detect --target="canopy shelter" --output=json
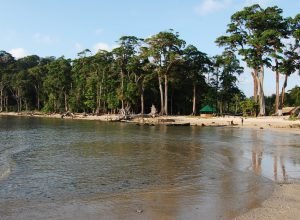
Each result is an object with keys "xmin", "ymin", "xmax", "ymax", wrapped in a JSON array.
[{"xmin": 199, "ymin": 105, "xmax": 216, "ymax": 114}]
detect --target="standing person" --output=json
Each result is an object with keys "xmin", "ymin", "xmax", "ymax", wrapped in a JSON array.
[{"xmin": 241, "ymin": 117, "xmax": 244, "ymax": 126}]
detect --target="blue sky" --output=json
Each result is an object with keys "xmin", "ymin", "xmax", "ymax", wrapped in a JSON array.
[{"xmin": 1, "ymin": 0, "xmax": 299, "ymax": 97}]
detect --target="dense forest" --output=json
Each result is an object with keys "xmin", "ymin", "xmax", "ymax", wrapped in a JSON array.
[{"xmin": 0, "ymin": 4, "xmax": 299, "ymax": 116}]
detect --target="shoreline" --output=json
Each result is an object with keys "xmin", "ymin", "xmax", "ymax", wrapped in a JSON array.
[
  {"xmin": 1, "ymin": 112, "xmax": 300, "ymax": 219},
  {"xmin": 1, "ymin": 111, "xmax": 300, "ymax": 134}
]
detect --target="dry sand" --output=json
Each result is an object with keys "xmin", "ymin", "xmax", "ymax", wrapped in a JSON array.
[
  {"xmin": 1, "ymin": 112, "xmax": 300, "ymax": 219},
  {"xmin": 236, "ymin": 182, "xmax": 300, "ymax": 220}
]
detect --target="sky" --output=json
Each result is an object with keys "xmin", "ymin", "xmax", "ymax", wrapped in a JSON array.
[{"xmin": 1, "ymin": 0, "xmax": 299, "ymax": 97}]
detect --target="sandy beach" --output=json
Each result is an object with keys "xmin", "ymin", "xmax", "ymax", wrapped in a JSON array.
[
  {"xmin": 237, "ymin": 182, "xmax": 300, "ymax": 220},
  {"xmin": 2, "ymin": 111, "xmax": 300, "ymax": 134},
  {"xmin": 1, "ymin": 112, "xmax": 300, "ymax": 219}
]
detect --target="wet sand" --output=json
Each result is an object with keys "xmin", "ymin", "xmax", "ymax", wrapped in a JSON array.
[
  {"xmin": 237, "ymin": 182, "xmax": 300, "ymax": 220},
  {"xmin": 1, "ymin": 112, "xmax": 300, "ymax": 219}
]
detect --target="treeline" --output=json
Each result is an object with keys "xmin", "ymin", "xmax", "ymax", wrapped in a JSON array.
[
  {"xmin": 0, "ymin": 32, "xmax": 244, "ymax": 115},
  {"xmin": 0, "ymin": 4, "xmax": 299, "ymax": 116}
]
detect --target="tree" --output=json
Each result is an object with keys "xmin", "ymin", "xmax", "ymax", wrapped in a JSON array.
[
  {"xmin": 279, "ymin": 14, "xmax": 300, "ymax": 110},
  {"xmin": 211, "ymin": 51, "xmax": 243, "ymax": 114},
  {"xmin": 28, "ymin": 57, "xmax": 54, "ymax": 110},
  {"xmin": 216, "ymin": 4, "xmax": 278, "ymax": 115},
  {"xmin": 10, "ymin": 55, "xmax": 40, "ymax": 111},
  {"xmin": 287, "ymin": 86, "xmax": 300, "ymax": 106},
  {"xmin": 261, "ymin": 6, "xmax": 289, "ymax": 113},
  {"xmin": 0, "ymin": 51, "xmax": 15, "ymax": 112},
  {"xmin": 44, "ymin": 57, "xmax": 72, "ymax": 112},
  {"xmin": 127, "ymin": 49, "xmax": 153, "ymax": 114},
  {"xmin": 112, "ymin": 36, "xmax": 143, "ymax": 111},
  {"xmin": 93, "ymin": 50, "xmax": 114, "ymax": 114},
  {"xmin": 240, "ymin": 98, "xmax": 256, "ymax": 116},
  {"xmin": 145, "ymin": 30, "xmax": 185, "ymax": 115},
  {"xmin": 183, "ymin": 45, "xmax": 211, "ymax": 115}
]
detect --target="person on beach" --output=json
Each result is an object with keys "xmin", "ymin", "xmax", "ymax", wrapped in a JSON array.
[{"xmin": 241, "ymin": 117, "xmax": 244, "ymax": 126}]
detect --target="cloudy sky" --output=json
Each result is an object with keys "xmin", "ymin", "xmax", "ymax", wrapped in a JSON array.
[{"xmin": 0, "ymin": 0, "xmax": 299, "ymax": 96}]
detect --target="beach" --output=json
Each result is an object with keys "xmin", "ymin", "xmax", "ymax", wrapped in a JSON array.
[
  {"xmin": 237, "ymin": 182, "xmax": 300, "ymax": 220},
  {"xmin": 1, "ymin": 112, "xmax": 300, "ymax": 219},
  {"xmin": 2, "ymin": 112, "xmax": 300, "ymax": 134}
]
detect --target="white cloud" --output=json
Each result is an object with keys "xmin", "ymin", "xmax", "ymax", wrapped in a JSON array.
[
  {"xmin": 93, "ymin": 42, "xmax": 111, "ymax": 53},
  {"xmin": 9, "ymin": 48, "xmax": 28, "ymax": 59},
  {"xmin": 33, "ymin": 33, "xmax": 58, "ymax": 44},
  {"xmin": 195, "ymin": 0, "xmax": 232, "ymax": 16},
  {"xmin": 92, "ymin": 42, "xmax": 118, "ymax": 53},
  {"xmin": 244, "ymin": 0, "xmax": 275, "ymax": 7}
]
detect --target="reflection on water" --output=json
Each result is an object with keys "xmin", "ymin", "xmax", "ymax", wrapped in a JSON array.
[{"xmin": 0, "ymin": 116, "xmax": 299, "ymax": 219}]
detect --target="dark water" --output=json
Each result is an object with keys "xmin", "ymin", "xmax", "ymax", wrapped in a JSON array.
[{"xmin": 0, "ymin": 116, "xmax": 299, "ymax": 219}]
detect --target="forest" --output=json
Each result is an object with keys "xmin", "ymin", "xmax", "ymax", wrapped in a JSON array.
[{"xmin": 0, "ymin": 4, "xmax": 299, "ymax": 116}]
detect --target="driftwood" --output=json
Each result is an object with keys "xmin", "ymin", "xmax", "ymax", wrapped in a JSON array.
[
  {"xmin": 166, "ymin": 123, "xmax": 190, "ymax": 126},
  {"xmin": 158, "ymin": 119, "xmax": 175, "ymax": 123},
  {"xmin": 61, "ymin": 111, "xmax": 74, "ymax": 119}
]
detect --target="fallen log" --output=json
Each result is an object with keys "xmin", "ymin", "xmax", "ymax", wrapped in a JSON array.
[{"xmin": 166, "ymin": 123, "xmax": 190, "ymax": 127}]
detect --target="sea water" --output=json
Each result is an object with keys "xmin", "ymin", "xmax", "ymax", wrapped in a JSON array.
[{"xmin": 0, "ymin": 116, "xmax": 299, "ymax": 219}]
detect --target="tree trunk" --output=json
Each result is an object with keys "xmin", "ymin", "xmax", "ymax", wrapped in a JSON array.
[
  {"xmin": 251, "ymin": 69, "xmax": 258, "ymax": 103},
  {"xmin": 164, "ymin": 74, "xmax": 168, "ymax": 115},
  {"xmin": 34, "ymin": 85, "xmax": 40, "ymax": 111},
  {"xmin": 99, "ymin": 85, "xmax": 103, "ymax": 112},
  {"xmin": 257, "ymin": 66, "xmax": 265, "ymax": 116},
  {"xmin": 158, "ymin": 75, "xmax": 164, "ymax": 115},
  {"xmin": 64, "ymin": 91, "xmax": 68, "ymax": 111},
  {"xmin": 280, "ymin": 74, "xmax": 288, "ymax": 109},
  {"xmin": 275, "ymin": 56, "xmax": 280, "ymax": 114},
  {"xmin": 5, "ymin": 96, "xmax": 8, "ymax": 112},
  {"xmin": 17, "ymin": 88, "xmax": 21, "ymax": 112},
  {"xmin": 192, "ymin": 83, "xmax": 196, "ymax": 115},
  {"xmin": 140, "ymin": 89, "xmax": 144, "ymax": 115},
  {"xmin": 121, "ymin": 69, "xmax": 124, "ymax": 110},
  {"xmin": 20, "ymin": 96, "xmax": 22, "ymax": 112},
  {"xmin": 37, "ymin": 90, "xmax": 40, "ymax": 111},
  {"xmin": 0, "ymin": 86, "xmax": 3, "ymax": 112},
  {"xmin": 219, "ymin": 101, "xmax": 223, "ymax": 115}
]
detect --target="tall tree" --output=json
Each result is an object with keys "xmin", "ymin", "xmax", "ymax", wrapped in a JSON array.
[
  {"xmin": 145, "ymin": 30, "xmax": 185, "ymax": 115},
  {"xmin": 11, "ymin": 55, "xmax": 40, "ymax": 111},
  {"xmin": 183, "ymin": 45, "xmax": 211, "ymax": 115},
  {"xmin": 216, "ymin": 4, "xmax": 277, "ymax": 115},
  {"xmin": 0, "ymin": 51, "xmax": 15, "ymax": 112},
  {"xmin": 28, "ymin": 57, "xmax": 54, "ymax": 110},
  {"xmin": 93, "ymin": 50, "xmax": 114, "ymax": 114},
  {"xmin": 261, "ymin": 6, "xmax": 289, "ymax": 113},
  {"xmin": 112, "ymin": 36, "xmax": 143, "ymax": 112},
  {"xmin": 211, "ymin": 51, "xmax": 243, "ymax": 114},
  {"xmin": 44, "ymin": 57, "xmax": 72, "ymax": 112},
  {"xmin": 279, "ymin": 14, "xmax": 300, "ymax": 110}
]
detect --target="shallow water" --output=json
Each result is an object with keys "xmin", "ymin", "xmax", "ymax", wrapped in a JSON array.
[{"xmin": 0, "ymin": 116, "xmax": 299, "ymax": 219}]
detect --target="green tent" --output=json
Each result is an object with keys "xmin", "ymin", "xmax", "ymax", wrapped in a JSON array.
[{"xmin": 199, "ymin": 105, "xmax": 216, "ymax": 114}]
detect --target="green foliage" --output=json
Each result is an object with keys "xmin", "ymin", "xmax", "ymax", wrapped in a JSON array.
[
  {"xmin": 288, "ymin": 86, "xmax": 300, "ymax": 106},
  {"xmin": 288, "ymin": 114, "xmax": 298, "ymax": 121},
  {"xmin": 42, "ymin": 93, "xmax": 56, "ymax": 112},
  {"xmin": 240, "ymin": 98, "xmax": 257, "ymax": 116}
]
